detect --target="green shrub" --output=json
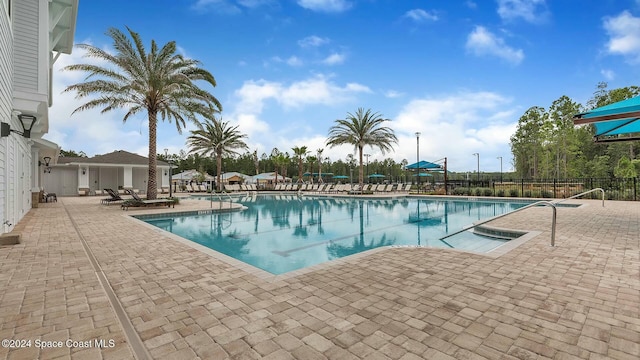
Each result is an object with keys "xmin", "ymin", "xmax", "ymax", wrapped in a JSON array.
[
  {"xmin": 483, "ymin": 188, "xmax": 493, "ymax": 196},
  {"xmin": 496, "ymin": 189, "xmax": 505, "ymax": 197},
  {"xmin": 523, "ymin": 190, "xmax": 532, "ymax": 198},
  {"xmin": 541, "ymin": 190, "xmax": 553, "ymax": 198},
  {"xmin": 474, "ymin": 188, "xmax": 483, "ymax": 196},
  {"xmin": 509, "ymin": 189, "xmax": 519, "ymax": 197}
]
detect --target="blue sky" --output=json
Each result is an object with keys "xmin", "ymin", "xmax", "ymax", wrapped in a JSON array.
[{"xmin": 48, "ymin": 0, "xmax": 640, "ymax": 172}]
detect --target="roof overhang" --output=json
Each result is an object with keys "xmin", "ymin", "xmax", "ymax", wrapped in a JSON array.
[
  {"xmin": 49, "ymin": 0, "xmax": 79, "ymax": 54},
  {"xmin": 32, "ymin": 138, "xmax": 61, "ymax": 164}
]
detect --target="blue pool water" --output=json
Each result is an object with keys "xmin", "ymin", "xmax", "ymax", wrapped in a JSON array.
[{"xmin": 141, "ymin": 195, "xmax": 530, "ymax": 275}]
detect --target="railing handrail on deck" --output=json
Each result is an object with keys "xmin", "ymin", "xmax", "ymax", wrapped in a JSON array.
[
  {"xmin": 439, "ymin": 200, "xmax": 558, "ymax": 246},
  {"xmin": 553, "ymin": 187, "xmax": 604, "ymax": 207}
]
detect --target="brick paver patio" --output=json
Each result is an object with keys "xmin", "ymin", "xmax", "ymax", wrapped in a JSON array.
[{"xmin": 1, "ymin": 195, "xmax": 638, "ymax": 359}]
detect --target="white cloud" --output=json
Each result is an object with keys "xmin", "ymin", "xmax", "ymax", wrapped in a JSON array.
[
  {"xmin": 287, "ymin": 56, "xmax": 304, "ymax": 67},
  {"xmin": 466, "ymin": 1, "xmax": 477, "ymax": 9},
  {"xmin": 603, "ymin": 11, "xmax": 640, "ymax": 62},
  {"xmin": 384, "ymin": 90, "xmax": 405, "ymax": 98},
  {"xmin": 191, "ymin": 0, "xmax": 273, "ymax": 13},
  {"xmin": 272, "ymin": 56, "xmax": 303, "ymax": 67},
  {"xmin": 322, "ymin": 53, "xmax": 346, "ymax": 65},
  {"xmin": 297, "ymin": 0, "xmax": 351, "ymax": 12},
  {"xmin": 233, "ymin": 75, "xmax": 371, "ymax": 113},
  {"xmin": 497, "ymin": 0, "xmax": 548, "ymax": 23},
  {"xmin": 191, "ymin": 0, "xmax": 241, "ymax": 14},
  {"xmin": 466, "ymin": 26, "xmax": 524, "ymax": 65},
  {"xmin": 392, "ymin": 91, "xmax": 517, "ymax": 172},
  {"xmin": 404, "ymin": 9, "xmax": 438, "ymax": 22},
  {"xmin": 298, "ymin": 35, "xmax": 330, "ymax": 48},
  {"xmin": 601, "ymin": 69, "xmax": 615, "ymax": 81}
]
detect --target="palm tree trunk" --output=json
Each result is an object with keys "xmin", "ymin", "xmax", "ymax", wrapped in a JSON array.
[
  {"xmin": 358, "ymin": 146, "xmax": 364, "ymax": 187},
  {"xmin": 216, "ymin": 149, "xmax": 222, "ymax": 192},
  {"xmin": 147, "ymin": 112, "xmax": 158, "ymax": 200}
]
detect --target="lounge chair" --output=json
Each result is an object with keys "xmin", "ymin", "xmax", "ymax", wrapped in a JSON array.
[
  {"xmin": 101, "ymin": 188, "xmax": 124, "ymax": 205},
  {"xmin": 121, "ymin": 189, "xmax": 175, "ymax": 210},
  {"xmin": 42, "ymin": 191, "xmax": 57, "ymax": 203}
]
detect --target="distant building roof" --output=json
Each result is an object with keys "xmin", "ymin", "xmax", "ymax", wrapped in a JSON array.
[
  {"xmin": 221, "ymin": 172, "xmax": 249, "ymax": 180},
  {"xmin": 58, "ymin": 150, "xmax": 168, "ymax": 166}
]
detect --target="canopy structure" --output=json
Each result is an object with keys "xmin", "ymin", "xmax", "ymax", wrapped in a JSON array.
[
  {"xmin": 332, "ymin": 175, "xmax": 349, "ymax": 179},
  {"xmin": 405, "ymin": 160, "xmax": 444, "ymax": 171},
  {"xmin": 367, "ymin": 174, "xmax": 386, "ymax": 178},
  {"xmin": 573, "ymin": 96, "xmax": 640, "ymax": 142},
  {"xmin": 412, "ymin": 173, "xmax": 433, "ymax": 177}
]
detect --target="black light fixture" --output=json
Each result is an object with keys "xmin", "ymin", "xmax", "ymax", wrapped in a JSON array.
[
  {"xmin": 1, "ymin": 114, "xmax": 37, "ymax": 138},
  {"xmin": 82, "ymin": 168, "xmax": 86, "ymax": 175},
  {"xmin": 43, "ymin": 156, "xmax": 52, "ymax": 174}
]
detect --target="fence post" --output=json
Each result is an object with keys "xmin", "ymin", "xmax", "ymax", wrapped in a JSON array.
[
  {"xmin": 521, "ymin": 179, "xmax": 524, "ymax": 197},
  {"xmin": 635, "ymin": 177, "xmax": 637, "ymax": 201},
  {"xmin": 553, "ymin": 178, "xmax": 557, "ymax": 198}
]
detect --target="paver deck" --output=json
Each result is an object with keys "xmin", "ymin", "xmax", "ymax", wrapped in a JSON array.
[{"xmin": 1, "ymin": 195, "xmax": 638, "ymax": 359}]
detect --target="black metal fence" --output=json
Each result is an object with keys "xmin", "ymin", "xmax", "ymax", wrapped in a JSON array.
[{"xmin": 441, "ymin": 178, "xmax": 639, "ymax": 201}]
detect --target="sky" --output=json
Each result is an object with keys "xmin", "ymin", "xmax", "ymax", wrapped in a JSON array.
[{"xmin": 47, "ymin": 0, "xmax": 640, "ymax": 173}]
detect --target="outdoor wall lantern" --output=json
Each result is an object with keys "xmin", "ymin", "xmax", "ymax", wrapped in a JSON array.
[
  {"xmin": 43, "ymin": 156, "xmax": 52, "ymax": 174},
  {"xmin": 82, "ymin": 168, "xmax": 86, "ymax": 175},
  {"xmin": 1, "ymin": 114, "xmax": 37, "ymax": 138}
]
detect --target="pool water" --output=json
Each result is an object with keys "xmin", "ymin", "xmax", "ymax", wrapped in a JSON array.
[{"xmin": 142, "ymin": 195, "xmax": 530, "ymax": 275}]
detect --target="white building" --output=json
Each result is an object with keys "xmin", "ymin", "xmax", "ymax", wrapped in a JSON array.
[{"xmin": 1, "ymin": 0, "xmax": 78, "ymax": 233}]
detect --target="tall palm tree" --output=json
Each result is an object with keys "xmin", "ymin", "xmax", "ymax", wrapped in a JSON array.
[
  {"xmin": 326, "ymin": 108, "xmax": 398, "ymax": 188},
  {"xmin": 292, "ymin": 146, "xmax": 309, "ymax": 183},
  {"xmin": 63, "ymin": 27, "xmax": 221, "ymax": 199},
  {"xmin": 187, "ymin": 118, "xmax": 248, "ymax": 191}
]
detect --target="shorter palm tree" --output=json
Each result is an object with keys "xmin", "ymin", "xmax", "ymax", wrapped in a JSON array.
[
  {"xmin": 187, "ymin": 118, "xmax": 248, "ymax": 191},
  {"xmin": 327, "ymin": 108, "xmax": 398, "ymax": 188},
  {"xmin": 292, "ymin": 146, "xmax": 309, "ymax": 183}
]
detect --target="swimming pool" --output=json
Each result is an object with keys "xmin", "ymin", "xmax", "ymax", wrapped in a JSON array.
[{"xmin": 140, "ymin": 195, "xmax": 530, "ymax": 275}]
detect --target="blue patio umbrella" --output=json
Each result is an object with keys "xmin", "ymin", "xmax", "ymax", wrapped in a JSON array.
[
  {"xmin": 367, "ymin": 174, "xmax": 386, "ymax": 178},
  {"xmin": 412, "ymin": 173, "xmax": 433, "ymax": 177},
  {"xmin": 405, "ymin": 160, "xmax": 443, "ymax": 170},
  {"xmin": 333, "ymin": 175, "xmax": 349, "ymax": 179},
  {"xmin": 574, "ymin": 95, "xmax": 640, "ymax": 142}
]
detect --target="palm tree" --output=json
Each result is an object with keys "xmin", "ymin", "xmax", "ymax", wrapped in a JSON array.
[
  {"xmin": 316, "ymin": 148, "xmax": 324, "ymax": 183},
  {"xmin": 187, "ymin": 118, "xmax": 248, "ymax": 192},
  {"xmin": 326, "ymin": 108, "xmax": 398, "ymax": 188},
  {"xmin": 63, "ymin": 27, "xmax": 221, "ymax": 199},
  {"xmin": 292, "ymin": 146, "xmax": 309, "ymax": 183},
  {"xmin": 272, "ymin": 153, "xmax": 289, "ymax": 186},
  {"xmin": 306, "ymin": 155, "xmax": 317, "ymax": 184}
]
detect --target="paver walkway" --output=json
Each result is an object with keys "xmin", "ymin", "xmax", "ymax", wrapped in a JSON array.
[{"xmin": 1, "ymin": 196, "xmax": 638, "ymax": 359}]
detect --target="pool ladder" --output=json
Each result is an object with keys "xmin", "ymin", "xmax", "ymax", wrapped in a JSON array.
[{"xmin": 439, "ymin": 188, "xmax": 605, "ymax": 247}]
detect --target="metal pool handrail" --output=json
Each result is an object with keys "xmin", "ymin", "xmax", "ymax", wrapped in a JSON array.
[
  {"xmin": 553, "ymin": 187, "xmax": 604, "ymax": 207},
  {"xmin": 439, "ymin": 200, "xmax": 558, "ymax": 246},
  {"xmin": 210, "ymin": 191, "xmax": 234, "ymax": 209}
]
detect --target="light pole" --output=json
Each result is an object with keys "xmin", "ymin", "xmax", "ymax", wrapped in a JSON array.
[
  {"xmin": 472, "ymin": 153, "xmax": 479, "ymax": 182},
  {"xmin": 497, "ymin": 156, "xmax": 503, "ymax": 183},
  {"xmin": 416, "ymin": 132, "xmax": 421, "ymax": 193},
  {"xmin": 164, "ymin": 149, "xmax": 173, "ymax": 198},
  {"xmin": 364, "ymin": 153, "xmax": 371, "ymax": 182}
]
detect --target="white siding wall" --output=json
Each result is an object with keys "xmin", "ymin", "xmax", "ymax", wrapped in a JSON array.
[
  {"xmin": 1, "ymin": 1, "xmax": 13, "ymax": 231},
  {"xmin": 12, "ymin": 0, "xmax": 38, "ymax": 92}
]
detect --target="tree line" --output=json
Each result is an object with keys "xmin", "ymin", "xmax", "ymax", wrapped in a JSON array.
[{"xmin": 510, "ymin": 82, "xmax": 640, "ymax": 179}]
